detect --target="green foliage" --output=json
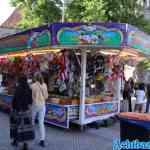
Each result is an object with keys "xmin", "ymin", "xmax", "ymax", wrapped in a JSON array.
[
  {"xmin": 10, "ymin": 0, "xmax": 62, "ymax": 29},
  {"xmin": 103, "ymin": 0, "xmax": 143, "ymax": 23},
  {"xmin": 9, "ymin": 0, "xmax": 150, "ymax": 34},
  {"xmin": 139, "ymin": 20, "xmax": 150, "ymax": 34},
  {"xmin": 65, "ymin": 0, "xmax": 106, "ymax": 22},
  {"xmin": 136, "ymin": 59, "xmax": 150, "ymax": 71},
  {"xmin": 101, "ymin": 0, "xmax": 150, "ymax": 34},
  {"xmin": 66, "ymin": 0, "xmax": 150, "ymax": 34}
]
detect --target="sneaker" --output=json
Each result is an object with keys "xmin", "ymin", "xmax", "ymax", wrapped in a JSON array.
[
  {"xmin": 39, "ymin": 140, "xmax": 45, "ymax": 147},
  {"xmin": 22, "ymin": 143, "xmax": 28, "ymax": 150}
]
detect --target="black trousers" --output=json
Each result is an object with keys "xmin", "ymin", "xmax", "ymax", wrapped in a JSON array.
[
  {"xmin": 128, "ymin": 96, "xmax": 132, "ymax": 112},
  {"xmin": 123, "ymin": 91, "xmax": 132, "ymax": 112}
]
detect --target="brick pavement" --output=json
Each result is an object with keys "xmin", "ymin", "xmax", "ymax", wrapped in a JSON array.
[{"xmin": 0, "ymin": 112, "xmax": 120, "ymax": 150}]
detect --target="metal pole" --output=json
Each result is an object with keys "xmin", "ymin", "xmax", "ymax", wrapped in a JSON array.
[
  {"xmin": 116, "ymin": 78, "xmax": 121, "ymax": 113},
  {"xmin": 79, "ymin": 50, "xmax": 87, "ymax": 125},
  {"xmin": 62, "ymin": 0, "xmax": 65, "ymax": 22}
]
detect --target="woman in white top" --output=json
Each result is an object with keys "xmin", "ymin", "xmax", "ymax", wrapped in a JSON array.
[
  {"xmin": 31, "ymin": 73, "xmax": 48, "ymax": 147},
  {"xmin": 134, "ymin": 83, "xmax": 145, "ymax": 113}
]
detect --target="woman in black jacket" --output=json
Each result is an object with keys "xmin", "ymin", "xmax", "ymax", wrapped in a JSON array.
[
  {"xmin": 10, "ymin": 75, "xmax": 34, "ymax": 150},
  {"xmin": 145, "ymin": 84, "xmax": 150, "ymax": 113}
]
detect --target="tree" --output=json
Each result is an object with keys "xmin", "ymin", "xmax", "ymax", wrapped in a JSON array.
[
  {"xmin": 139, "ymin": 20, "xmax": 150, "ymax": 34},
  {"xmin": 10, "ymin": 0, "xmax": 150, "ymax": 34},
  {"xmin": 136, "ymin": 59, "xmax": 150, "ymax": 71},
  {"xmin": 10, "ymin": 0, "xmax": 62, "ymax": 29},
  {"xmin": 104, "ymin": 0, "xmax": 143, "ymax": 23},
  {"xmin": 66, "ymin": 0, "xmax": 150, "ymax": 33},
  {"xmin": 103, "ymin": 0, "xmax": 150, "ymax": 33},
  {"xmin": 65, "ymin": 0, "xmax": 106, "ymax": 22}
]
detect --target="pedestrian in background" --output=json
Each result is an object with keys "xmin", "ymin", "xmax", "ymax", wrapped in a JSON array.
[
  {"xmin": 145, "ymin": 84, "xmax": 150, "ymax": 113},
  {"xmin": 31, "ymin": 73, "xmax": 48, "ymax": 147},
  {"xmin": 134, "ymin": 83, "xmax": 145, "ymax": 113},
  {"xmin": 123, "ymin": 81, "xmax": 132, "ymax": 112},
  {"xmin": 10, "ymin": 75, "xmax": 34, "ymax": 150},
  {"xmin": 128, "ymin": 78, "xmax": 135, "ymax": 95}
]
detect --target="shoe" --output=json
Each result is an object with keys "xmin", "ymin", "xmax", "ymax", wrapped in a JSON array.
[
  {"xmin": 39, "ymin": 140, "xmax": 45, "ymax": 147},
  {"xmin": 22, "ymin": 143, "xmax": 28, "ymax": 150},
  {"xmin": 11, "ymin": 139, "xmax": 18, "ymax": 147}
]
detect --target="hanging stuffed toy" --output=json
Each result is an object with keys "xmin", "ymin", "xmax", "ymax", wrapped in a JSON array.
[
  {"xmin": 111, "ymin": 64, "xmax": 123, "ymax": 80},
  {"xmin": 39, "ymin": 56, "xmax": 49, "ymax": 72},
  {"xmin": 94, "ymin": 55, "xmax": 105, "ymax": 73},
  {"xmin": 106, "ymin": 55, "xmax": 113, "ymax": 68}
]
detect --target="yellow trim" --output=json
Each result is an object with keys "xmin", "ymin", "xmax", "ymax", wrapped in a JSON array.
[{"xmin": 0, "ymin": 47, "xmax": 61, "ymax": 58}]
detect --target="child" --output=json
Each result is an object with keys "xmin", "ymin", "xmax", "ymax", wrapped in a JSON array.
[{"xmin": 134, "ymin": 83, "xmax": 145, "ymax": 113}]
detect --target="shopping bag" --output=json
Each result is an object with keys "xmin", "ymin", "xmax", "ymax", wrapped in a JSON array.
[
  {"xmin": 9, "ymin": 110, "xmax": 18, "ymax": 139},
  {"xmin": 16, "ymin": 111, "xmax": 35, "ymax": 142},
  {"xmin": 10, "ymin": 110, "xmax": 35, "ymax": 142}
]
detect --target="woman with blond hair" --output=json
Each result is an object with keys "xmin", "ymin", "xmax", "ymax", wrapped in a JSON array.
[{"xmin": 31, "ymin": 73, "xmax": 48, "ymax": 147}]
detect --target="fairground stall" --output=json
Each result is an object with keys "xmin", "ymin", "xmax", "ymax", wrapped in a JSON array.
[{"xmin": 0, "ymin": 22, "xmax": 149, "ymax": 129}]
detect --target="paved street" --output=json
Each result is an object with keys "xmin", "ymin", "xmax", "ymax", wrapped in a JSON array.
[{"xmin": 0, "ymin": 112, "xmax": 120, "ymax": 150}]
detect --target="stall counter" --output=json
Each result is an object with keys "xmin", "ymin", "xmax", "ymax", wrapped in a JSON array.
[{"xmin": 0, "ymin": 94, "xmax": 119, "ymax": 128}]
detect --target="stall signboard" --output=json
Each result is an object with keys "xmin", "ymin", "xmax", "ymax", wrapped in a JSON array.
[
  {"xmin": 0, "ymin": 25, "xmax": 51, "ymax": 54},
  {"xmin": 45, "ymin": 103, "xmax": 69, "ymax": 128},
  {"xmin": 85, "ymin": 102, "xmax": 118, "ymax": 119},
  {"xmin": 28, "ymin": 25, "xmax": 51, "ymax": 49},
  {"xmin": 127, "ymin": 25, "xmax": 150, "ymax": 55},
  {"xmin": 0, "ymin": 33, "xmax": 29, "ymax": 54},
  {"xmin": 51, "ymin": 23, "xmax": 126, "ymax": 48}
]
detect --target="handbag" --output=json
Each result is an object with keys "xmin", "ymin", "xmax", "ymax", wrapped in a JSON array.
[
  {"xmin": 10, "ymin": 110, "xmax": 18, "ymax": 139},
  {"xmin": 16, "ymin": 110, "xmax": 35, "ymax": 142}
]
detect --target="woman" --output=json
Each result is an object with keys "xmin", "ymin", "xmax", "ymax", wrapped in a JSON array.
[
  {"xmin": 134, "ymin": 83, "xmax": 145, "ymax": 113},
  {"xmin": 145, "ymin": 84, "xmax": 150, "ymax": 113},
  {"xmin": 31, "ymin": 73, "xmax": 48, "ymax": 147},
  {"xmin": 10, "ymin": 75, "xmax": 34, "ymax": 150}
]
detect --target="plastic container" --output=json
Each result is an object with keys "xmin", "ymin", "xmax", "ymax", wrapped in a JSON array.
[{"xmin": 120, "ymin": 118, "xmax": 150, "ymax": 141}]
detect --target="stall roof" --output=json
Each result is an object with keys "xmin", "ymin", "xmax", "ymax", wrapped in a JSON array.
[
  {"xmin": 0, "ymin": 22, "xmax": 149, "ymax": 56},
  {"xmin": 0, "ymin": 24, "xmax": 51, "ymax": 54}
]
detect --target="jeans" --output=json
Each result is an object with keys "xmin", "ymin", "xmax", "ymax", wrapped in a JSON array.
[{"xmin": 32, "ymin": 105, "xmax": 46, "ymax": 141}]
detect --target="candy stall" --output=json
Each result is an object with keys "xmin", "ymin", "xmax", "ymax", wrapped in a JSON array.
[{"xmin": 0, "ymin": 22, "xmax": 149, "ymax": 129}]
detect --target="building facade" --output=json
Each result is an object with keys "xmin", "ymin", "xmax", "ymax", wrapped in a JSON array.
[{"xmin": 0, "ymin": 27, "xmax": 18, "ymax": 39}]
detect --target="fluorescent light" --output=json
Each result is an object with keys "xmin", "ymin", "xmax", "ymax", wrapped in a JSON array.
[{"xmin": 99, "ymin": 49, "xmax": 120, "ymax": 55}]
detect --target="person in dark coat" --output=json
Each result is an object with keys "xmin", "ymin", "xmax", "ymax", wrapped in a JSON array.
[
  {"xmin": 10, "ymin": 75, "xmax": 34, "ymax": 150},
  {"xmin": 123, "ymin": 81, "xmax": 132, "ymax": 112},
  {"xmin": 145, "ymin": 84, "xmax": 150, "ymax": 113}
]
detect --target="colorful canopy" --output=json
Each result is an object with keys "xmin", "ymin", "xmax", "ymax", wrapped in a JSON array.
[{"xmin": 0, "ymin": 22, "xmax": 150, "ymax": 56}]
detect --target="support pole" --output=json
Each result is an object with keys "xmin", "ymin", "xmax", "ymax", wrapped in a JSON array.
[
  {"xmin": 79, "ymin": 50, "xmax": 87, "ymax": 125},
  {"xmin": 116, "ymin": 78, "xmax": 121, "ymax": 113},
  {"xmin": 62, "ymin": 1, "xmax": 65, "ymax": 22},
  {"xmin": 117, "ymin": 78, "xmax": 121, "ymax": 112}
]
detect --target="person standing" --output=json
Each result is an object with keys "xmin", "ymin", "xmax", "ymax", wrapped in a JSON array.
[
  {"xmin": 123, "ymin": 81, "xmax": 132, "ymax": 112},
  {"xmin": 10, "ymin": 75, "xmax": 34, "ymax": 150},
  {"xmin": 31, "ymin": 73, "xmax": 48, "ymax": 147},
  {"xmin": 145, "ymin": 84, "xmax": 150, "ymax": 113},
  {"xmin": 134, "ymin": 83, "xmax": 145, "ymax": 113},
  {"xmin": 128, "ymin": 77, "xmax": 134, "ymax": 95}
]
